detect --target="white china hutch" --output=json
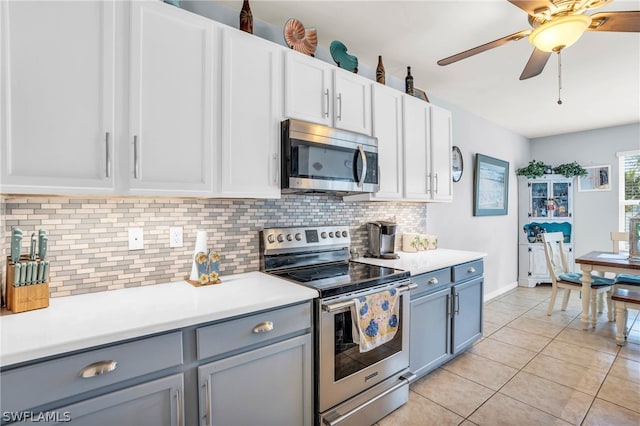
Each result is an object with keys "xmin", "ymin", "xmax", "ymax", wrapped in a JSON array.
[{"xmin": 518, "ymin": 175, "xmax": 575, "ymax": 287}]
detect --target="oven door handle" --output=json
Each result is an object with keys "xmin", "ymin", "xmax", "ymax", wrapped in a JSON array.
[
  {"xmin": 322, "ymin": 282, "xmax": 417, "ymax": 313},
  {"xmin": 322, "ymin": 372, "xmax": 417, "ymax": 426}
]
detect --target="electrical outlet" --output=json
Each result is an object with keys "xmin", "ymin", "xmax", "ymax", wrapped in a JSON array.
[
  {"xmin": 128, "ymin": 228, "xmax": 144, "ymax": 250},
  {"xmin": 169, "ymin": 227, "xmax": 183, "ymax": 248}
]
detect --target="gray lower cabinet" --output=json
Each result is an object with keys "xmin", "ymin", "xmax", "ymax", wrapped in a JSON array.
[
  {"xmin": 198, "ymin": 334, "xmax": 312, "ymax": 426},
  {"xmin": 16, "ymin": 374, "xmax": 184, "ymax": 426},
  {"xmin": 410, "ymin": 260, "xmax": 484, "ymax": 379},
  {"xmin": 1, "ymin": 302, "xmax": 313, "ymax": 426}
]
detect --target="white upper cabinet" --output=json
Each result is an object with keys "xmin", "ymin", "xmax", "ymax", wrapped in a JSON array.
[
  {"xmin": 430, "ymin": 104, "xmax": 453, "ymax": 201},
  {"xmin": 403, "ymin": 95, "xmax": 431, "ymax": 201},
  {"xmin": 284, "ymin": 51, "xmax": 372, "ymax": 135},
  {"xmin": 219, "ymin": 28, "xmax": 283, "ymax": 198},
  {"xmin": 128, "ymin": 1, "xmax": 215, "ymax": 195},
  {"xmin": 1, "ymin": 1, "xmax": 117, "ymax": 194}
]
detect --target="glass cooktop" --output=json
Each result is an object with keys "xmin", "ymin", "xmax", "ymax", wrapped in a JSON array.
[{"xmin": 271, "ymin": 261, "xmax": 409, "ymax": 298}]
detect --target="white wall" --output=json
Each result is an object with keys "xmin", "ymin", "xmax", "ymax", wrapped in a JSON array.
[
  {"xmin": 530, "ymin": 123, "xmax": 640, "ymax": 255},
  {"xmin": 427, "ymin": 98, "xmax": 530, "ymax": 299}
]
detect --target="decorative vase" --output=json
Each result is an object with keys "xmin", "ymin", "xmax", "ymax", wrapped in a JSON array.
[
  {"xmin": 376, "ymin": 56, "xmax": 385, "ymax": 84},
  {"xmin": 405, "ymin": 66, "xmax": 414, "ymax": 95},
  {"xmin": 240, "ymin": 0, "xmax": 253, "ymax": 34}
]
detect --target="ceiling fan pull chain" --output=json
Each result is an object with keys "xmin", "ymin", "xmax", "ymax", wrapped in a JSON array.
[{"xmin": 557, "ymin": 50, "xmax": 563, "ymax": 105}]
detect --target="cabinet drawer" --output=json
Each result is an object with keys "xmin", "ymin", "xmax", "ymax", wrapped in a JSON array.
[
  {"xmin": 1, "ymin": 332, "xmax": 183, "ymax": 414},
  {"xmin": 411, "ymin": 267, "xmax": 452, "ymax": 297},
  {"xmin": 452, "ymin": 260, "xmax": 484, "ymax": 282},
  {"xmin": 197, "ymin": 302, "xmax": 311, "ymax": 360}
]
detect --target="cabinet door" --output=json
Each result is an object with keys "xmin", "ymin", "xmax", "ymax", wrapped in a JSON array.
[
  {"xmin": 552, "ymin": 181, "xmax": 572, "ymax": 218},
  {"xmin": 1, "ymin": 1, "xmax": 116, "ymax": 194},
  {"xmin": 333, "ymin": 68, "xmax": 372, "ymax": 135},
  {"xmin": 530, "ymin": 181, "xmax": 550, "ymax": 218},
  {"xmin": 33, "ymin": 374, "xmax": 184, "ymax": 426},
  {"xmin": 129, "ymin": 1, "xmax": 215, "ymax": 195},
  {"xmin": 529, "ymin": 244, "xmax": 550, "ymax": 280},
  {"xmin": 403, "ymin": 95, "xmax": 430, "ymax": 200},
  {"xmin": 430, "ymin": 105, "xmax": 453, "ymax": 201},
  {"xmin": 410, "ymin": 287, "xmax": 451, "ymax": 378},
  {"xmin": 219, "ymin": 28, "xmax": 282, "ymax": 198},
  {"xmin": 284, "ymin": 51, "xmax": 332, "ymax": 126},
  {"xmin": 452, "ymin": 277, "xmax": 483, "ymax": 354},
  {"xmin": 198, "ymin": 334, "xmax": 312, "ymax": 426},
  {"xmin": 370, "ymin": 84, "xmax": 403, "ymax": 199}
]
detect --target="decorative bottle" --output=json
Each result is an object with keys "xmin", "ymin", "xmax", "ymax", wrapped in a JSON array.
[
  {"xmin": 376, "ymin": 56, "xmax": 385, "ymax": 85},
  {"xmin": 240, "ymin": 0, "xmax": 253, "ymax": 34},
  {"xmin": 405, "ymin": 66, "xmax": 414, "ymax": 95}
]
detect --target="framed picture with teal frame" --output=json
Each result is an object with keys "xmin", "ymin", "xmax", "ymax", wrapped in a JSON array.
[{"xmin": 474, "ymin": 154, "xmax": 509, "ymax": 216}]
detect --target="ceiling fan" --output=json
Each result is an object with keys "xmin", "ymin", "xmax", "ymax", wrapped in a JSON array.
[{"xmin": 438, "ymin": 0, "xmax": 640, "ymax": 81}]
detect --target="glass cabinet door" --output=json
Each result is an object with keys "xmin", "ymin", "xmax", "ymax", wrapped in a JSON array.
[
  {"xmin": 552, "ymin": 182, "xmax": 571, "ymax": 217},
  {"xmin": 530, "ymin": 182, "xmax": 549, "ymax": 218}
]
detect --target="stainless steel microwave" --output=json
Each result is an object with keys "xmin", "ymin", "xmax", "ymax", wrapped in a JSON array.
[{"xmin": 281, "ymin": 119, "xmax": 379, "ymax": 193}]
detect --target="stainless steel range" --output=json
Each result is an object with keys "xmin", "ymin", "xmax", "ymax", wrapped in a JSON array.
[{"xmin": 260, "ymin": 226, "xmax": 416, "ymax": 426}]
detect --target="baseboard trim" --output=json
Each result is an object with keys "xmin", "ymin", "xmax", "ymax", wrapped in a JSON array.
[{"xmin": 484, "ymin": 281, "xmax": 518, "ymax": 302}]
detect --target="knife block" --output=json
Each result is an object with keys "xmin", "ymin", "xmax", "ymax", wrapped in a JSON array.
[{"xmin": 5, "ymin": 256, "xmax": 50, "ymax": 313}]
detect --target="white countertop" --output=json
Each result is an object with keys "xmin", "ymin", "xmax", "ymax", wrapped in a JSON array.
[
  {"xmin": 354, "ymin": 249, "xmax": 487, "ymax": 275},
  {"xmin": 0, "ymin": 271, "xmax": 318, "ymax": 367}
]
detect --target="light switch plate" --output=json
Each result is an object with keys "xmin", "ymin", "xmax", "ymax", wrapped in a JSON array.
[{"xmin": 128, "ymin": 228, "xmax": 144, "ymax": 250}]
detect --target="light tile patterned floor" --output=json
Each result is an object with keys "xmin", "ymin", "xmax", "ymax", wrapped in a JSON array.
[{"xmin": 377, "ymin": 285, "xmax": 640, "ymax": 426}]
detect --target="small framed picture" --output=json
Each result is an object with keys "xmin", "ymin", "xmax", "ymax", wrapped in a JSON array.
[
  {"xmin": 578, "ymin": 165, "xmax": 610, "ymax": 192},
  {"xmin": 413, "ymin": 88, "xmax": 430, "ymax": 102}
]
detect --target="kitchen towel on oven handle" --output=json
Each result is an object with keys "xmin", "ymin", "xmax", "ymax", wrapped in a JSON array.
[{"xmin": 351, "ymin": 289, "xmax": 400, "ymax": 353}]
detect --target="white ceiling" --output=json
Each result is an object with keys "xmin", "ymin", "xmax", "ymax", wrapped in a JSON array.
[{"xmin": 220, "ymin": 0, "xmax": 640, "ymax": 139}]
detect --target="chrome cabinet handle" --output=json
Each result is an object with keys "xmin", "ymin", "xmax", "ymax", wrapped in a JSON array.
[
  {"xmin": 79, "ymin": 360, "xmax": 117, "ymax": 378},
  {"xmin": 434, "ymin": 173, "xmax": 439, "ymax": 194},
  {"xmin": 105, "ymin": 132, "xmax": 111, "ymax": 178},
  {"xmin": 454, "ymin": 292, "xmax": 460, "ymax": 315},
  {"xmin": 356, "ymin": 145, "xmax": 367, "ymax": 188},
  {"xmin": 336, "ymin": 93, "xmax": 342, "ymax": 120},
  {"xmin": 426, "ymin": 173, "xmax": 431, "ymax": 192},
  {"xmin": 133, "ymin": 135, "xmax": 140, "ymax": 179},
  {"xmin": 428, "ymin": 277, "xmax": 438, "ymax": 285},
  {"xmin": 467, "ymin": 267, "xmax": 476, "ymax": 273},
  {"xmin": 204, "ymin": 380, "xmax": 211, "ymax": 426},
  {"xmin": 323, "ymin": 89, "xmax": 330, "ymax": 117},
  {"xmin": 175, "ymin": 388, "xmax": 182, "ymax": 426},
  {"xmin": 446, "ymin": 294, "xmax": 451, "ymax": 318},
  {"xmin": 252, "ymin": 321, "xmax": 274, "ymax": 334},
  {"xmin": 272, "ymin": 153, "xmax": 279, "ymax": 185}
]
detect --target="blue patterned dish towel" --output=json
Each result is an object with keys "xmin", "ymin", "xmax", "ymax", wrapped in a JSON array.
[{"xmin": 351, "ymin": 289, "xmax": 400, "ymax": 352}]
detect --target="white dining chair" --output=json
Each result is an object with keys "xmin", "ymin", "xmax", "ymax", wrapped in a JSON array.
[
  {"xmin": 610, "ymin": 231, "xmax": 640, "ymax": 287},
  {"xmin": 542, "ymin": 232, "xmax": 615, "ymax": 317}
]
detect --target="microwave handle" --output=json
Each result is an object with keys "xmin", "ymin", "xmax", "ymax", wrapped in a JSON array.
[{"xmin": 355, "ymin": 145, "xmax": 367, "ymax": 188}]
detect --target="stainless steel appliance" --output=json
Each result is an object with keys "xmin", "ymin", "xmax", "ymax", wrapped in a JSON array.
[
  {"xmin": 281, "ymin": 119, "xmax": 379, "ymax": 194},
  {"xmin": 366, "ymin": 221, "xmax": 399, "ymax": 259},
  {"xmin": 261, "ymin": 226, "xmax": 415, "ymax": 426}
]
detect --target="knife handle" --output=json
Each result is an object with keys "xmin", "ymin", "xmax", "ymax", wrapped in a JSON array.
[
  {"xmin": 39, "ymin": 235, "xmax": 48, "ymax": 261},
  {"xmin": 19, "ymin": 263, "xmax": 27, "ymax": 286},
  {"xmin": 26, "ymin": 263, "xmax": 33, "ymax": 285},
  {"xmin": 14, "ymin": 264, "xmax": 21, "ymax": 287},
  {"xmin": 30, "ymin": 262, "xmax": 38, "ymax": 284},
  {"xmin": 11, "ymin": 233, "xmax": 22, "ymax": 264},
  {"xmin": 43, "ymin": 261, "xmax": 50, "ymax": 283},
  {"xmin": 38, "ymin": 262, "xmax": 45, "ymax": 283},
  {"xmin": 30, "ymin": 233, "xmax": 37, "ymax": 260}
]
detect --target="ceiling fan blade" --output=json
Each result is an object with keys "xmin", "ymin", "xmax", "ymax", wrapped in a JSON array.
[
  {"xmin": 507, "ymin": 0, "xmax": 554, "ymax": 15},
  {"xmin": 437, "ymin": 30, "xmax": 531, "ymax": 66},
  {"xmin": 520, "ymin": 48, "xmax": 552, "ymax": 80},
  {"xmin": 588, "ymin": 11, "xmax": 640, "ymax": 32}
]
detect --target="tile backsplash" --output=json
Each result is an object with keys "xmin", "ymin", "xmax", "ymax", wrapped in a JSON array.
[{"xmin": 1, "ymin": 195, "xmax": 426, "ymax": 300}]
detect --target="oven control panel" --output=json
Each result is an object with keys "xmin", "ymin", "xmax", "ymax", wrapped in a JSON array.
[{"xmin": 262, "ymin": 226, "xmax": 350, "ymax": 252}]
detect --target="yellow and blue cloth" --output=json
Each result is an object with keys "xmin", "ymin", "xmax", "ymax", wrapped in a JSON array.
[{"xmin": 352, "ymin": 289, "xmax": 400, "ymax": 353}]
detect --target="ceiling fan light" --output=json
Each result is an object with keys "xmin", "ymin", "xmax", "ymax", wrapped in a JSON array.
[{"xmin": 529, "ymin": 15, "xmax": 592, "ymax": 52}]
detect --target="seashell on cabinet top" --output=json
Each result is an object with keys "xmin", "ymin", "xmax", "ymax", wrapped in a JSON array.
[
  {"xmin": 284, "ymin": 18, "xmax": 317, "ymax": 56},
  {"xmin": 330, "ymin": 40, "xmax": 358, "ymax": 73}
]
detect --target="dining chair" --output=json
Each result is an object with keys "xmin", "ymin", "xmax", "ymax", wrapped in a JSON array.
[
  {"xmin": 610, "ymin": 231, "xmax": 640, "ymax": 286},
  {"xmin": 542, "ymin": 232, "xmax": 615, "ymax": 317},
  {"xmin": 612, "ymin": 287, "xmax": 640, "ymax": 346}
]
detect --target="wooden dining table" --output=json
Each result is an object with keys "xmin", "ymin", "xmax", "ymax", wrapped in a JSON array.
[{"xmin": 575, "ymin": 251, "xmax": 640, "ymax": 329}]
